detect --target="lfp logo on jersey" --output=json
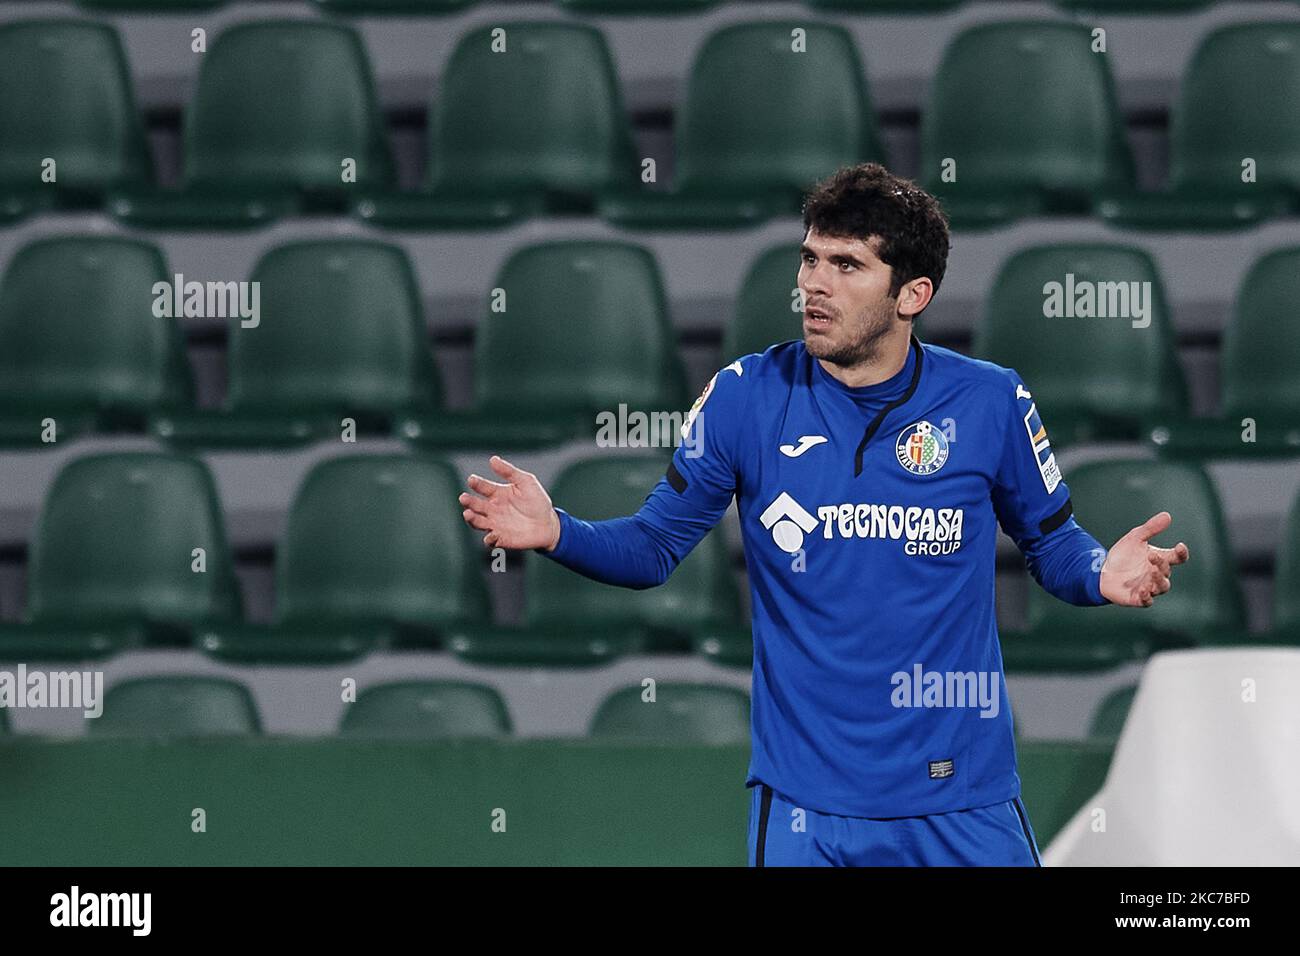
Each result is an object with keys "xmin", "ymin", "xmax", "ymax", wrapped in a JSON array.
[{"xmin": 896, "ymin": 421, "xmax": 949, "ymax": 476}]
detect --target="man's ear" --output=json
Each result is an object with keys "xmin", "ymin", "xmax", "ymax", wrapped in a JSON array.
[{"xmin": 898, "ymin": 277, "xmax": 934, "ymax": 319}]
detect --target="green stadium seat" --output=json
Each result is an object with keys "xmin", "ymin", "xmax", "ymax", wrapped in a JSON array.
[
  {"xmin": 1000, "ymin": 459, "xmax": 1247, "ymax": 673},
  {"xmin": 0, "ymin": 705, "xmax": 7, "ymax": 734},
  {"xmin": 0, "ymin": 453, "xmax": 242, "ymax": 660},
  {"xmin": 1151, "ymin": 247, "xmax": 1300, "ymax": 458},
  {"xmin": 76, "ymin": 0, "xmax": 225, "ymax": 10},
  {"xmin": 0, "ymin": 237, "xmax": 194, "ymax": 447},
  {"xmin": 447, "ymin": 455, "xmax": 741, "ymax": 666},
  {"xmin": 313, "ymin": 0, "xmax": 474, "ymax": 13},
  {"xmin": 0, "ymin": 20, "xmax": 152, "ymax": 221},
  {"xmin": 600, "ymin": 22, "xmax": 884, "ymax": 229},
  {"xmin": 556, "ymin": 0, "xmax": 718, "ymax": 11},
  {"xmin": 356, "ymin": 23, "xmax": 637, "ymax": 228},
  {"xmin": 723, "ymin": 244, "xmax": 805, "ymax": 360},
  {"xmin": 1088, "ymin": 684, "xmax": 1137, "ymax": 742},
  {"xmin": 806, "ymin": 0, "xmax": 962, "ymax": 9},
  {"xmin": 339, "ymin": 681, "xmax": 511, "ymax": 739},
  {"xmin": 1016, "ymin": 739, "xmax": 1114, "ymax": 846},
  {"xmin": 1054, "ymin": 0, "xmax": 1210, "ymax": 10},
  {"xmin": 150, "ymin": 240, "xmax": 439, "ymax": 449},
  {"xmin": 1270, "ymin": 488, "xmax": 1300, "ymax": 645},
  {"xmin": 111, "ymin": 21, "xmax": 392, "ymax": 228},
  {"xmin": 588, "ymin": 682, "xmax": 750, "ymax": 744},
  {"xmin": 921, "ymin": 22, "xmax": 1134, "ymax": 229},
  {"xmin": 1097, "ymin": 24, "xmax": 1300, "ymax": 230},
  {"xmin": 91, "ymin": 677, "xmax": 259, "ymax": 736},
  {"xmin": 199, "ymin": 455, "xmax": 490, "ymax": 663},
  {"xmin": 400, "ymin": 241, "xmax": 687, "ymax": 450},
  {"xmin": 974, "ymin": 244, "xmax": 1188, "ymax": 446}
]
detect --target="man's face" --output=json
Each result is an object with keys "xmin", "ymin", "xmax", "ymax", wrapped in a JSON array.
[{"xmin": 797, "ymin": 228, "xmax": 901, "ymax": 368}]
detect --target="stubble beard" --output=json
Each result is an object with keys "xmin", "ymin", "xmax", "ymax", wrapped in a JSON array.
[{"xmin": 805, "ymin": 300, "xmax": 899, "ymax": 369}]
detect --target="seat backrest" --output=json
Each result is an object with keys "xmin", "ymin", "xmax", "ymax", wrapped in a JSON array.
[
  {"xmin": 676, "ymin": 22, "xmax": 882, "ymax": 194},
  {"xmin": 1273, "ymin": 486, "xmax": 1300, "ymax": 630},
  {"xmin": 1170, "ymin": 23, "xmax": 1300, "ymax": 193},
  {"xmin": 1222, "ymin": 247, "xmax": 1300, "ymax": 421},
  {"xmin": 921, "ymin": 21, "xmax": 1133, "ymax": 194},
  {"xmin": 589, "ymin": 682, "xmax": 750, "ymax": 743},
  {"xmin": 723, "ymin": 243, "xmax": 805, "ymax": 360},
  {"xmin": 277, "ymin": 455, "xmax": 490, "ymax": 628},
  {"xmin": 1088, "ymin": 684, "xmax": 1138, "ymax": 740},
  {"xmin": 92, "ymin": 677, "xmax": 260, "ymax": 736},
  {"xmin": 427, "ymin": 22, "xmax": 638, "ymax": 196},
  {"xmin": 476, "ymin": 241, "xmax": 687, "ymax": 414},
  {"xmin": 0, "ymin": 236, "xmax": 193, "ymax": 412},
  {"xmin": 341, "ymin": 681, "xmax": 511, "ymax": 739},
  {"xmin": 27, "ymin": 453, "xmax": 241, "ymax": 625},
  {"xmin": 231, "ymin": 240, "xmax": 438, "ymax": 412},
  {"xmin": 976, "ymin": 243, "xmax": 1187, "ymax": 424},
  {"xmin": 186, "ymin": 21, "xmax": 392, "ymax": 191},
  {"xmin": 0, "ymin": 20, "xmax": 151, "ymax": 191}
]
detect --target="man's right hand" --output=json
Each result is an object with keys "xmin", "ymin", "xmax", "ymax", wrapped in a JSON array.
[{"xmin": 459, "ymin": 455, "xmax": 562, "ymax": 551}]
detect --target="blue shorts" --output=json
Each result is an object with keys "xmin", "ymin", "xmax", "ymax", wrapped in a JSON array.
[{"xmin": 747, "ymin": 783, "xmax": 1042, "ymax": 867}]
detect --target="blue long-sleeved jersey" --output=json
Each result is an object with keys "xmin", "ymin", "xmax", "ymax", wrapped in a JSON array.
[{"xmin": 546, "ymin": 336, "xmax": 1109, "ymax": 817}]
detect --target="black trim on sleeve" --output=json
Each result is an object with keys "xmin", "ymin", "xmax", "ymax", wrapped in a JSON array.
[
  {"xmin": 666, "ymin": 460, "xmax": 687, "ymax": 493},
  {"xmin": 1038, "ymin": 498, "xmax": 1073, "ymax": 537},
  {"xmin": 853, "ymin": 334, "xmax": 925, "ymax": 477}
]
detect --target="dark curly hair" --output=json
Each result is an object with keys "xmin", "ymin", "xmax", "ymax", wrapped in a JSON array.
[{"xmin": 801, "ymin": 163, "xmax": 951, "ymax": 301}]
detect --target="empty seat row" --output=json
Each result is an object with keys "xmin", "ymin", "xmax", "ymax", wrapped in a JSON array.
[
  {"xmin": 0, "ymin": 236, "xmax": 687, "ymax": 449},
  {"xmin": 0, "ymin": 450, "xmax": 1298, "ymax": 671},
  {"xmin": 2, "ymin": 234, "xmax": 1297, "ymax": 457},
  {"xmin": 0, "ymin": 451, "xmax": 742, "ymax": 665},
  {"xmin": 0, "ymin": 677, "xmax": 752, "ymax": 742},
  {"xmin": 4, "ymin": 19, "xmax": 1300, "ymax": 229},
  {"xmin": 56, "ymin": 1, "xmax": 1224, "ymax": 16},
  {"xmin": 0, "ymin": 676, "xmax": 1142, "ymax": 745}
]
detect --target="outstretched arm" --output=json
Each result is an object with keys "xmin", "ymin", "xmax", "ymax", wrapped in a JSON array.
[
  {"xmin": 460, "ymin": 362, "xmax": 747, "ymax": 590},
  {"xmin": 458, "ymin": 453, "xmax": 730, "ymax": 591}
]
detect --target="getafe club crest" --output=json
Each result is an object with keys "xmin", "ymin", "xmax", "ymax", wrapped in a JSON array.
[{"xmin": 896, "ymin": 421, "xmax": 949, "ymax": 476}]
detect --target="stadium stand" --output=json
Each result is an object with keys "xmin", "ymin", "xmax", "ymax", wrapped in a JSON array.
[
  {"xmin": 1152, "ymin": 245, "xmax": 1300, "ymax": 457},
  {"xmin": 920, "ymin": 21, "xmax": 1135, "ymax": 228},
  {"xmin": 198, "ymin": 454, "xmax": 489, "ymax": 662},
  {"xmin": 1097, "ymin": 22, "xmax": 1300, "ymax": 229},
  {"xmin": 599, "ymin": 20, "xmax": 884, "ymax": 228},
  {"xmin": 0, "ymin": 236, "xmax": 193, "ymax": 445},
  {"xmin": 0, "ymin": 0, "xmax": 1297, "ymax": 867},
  {"xmin": 339, "ymin": 680, "xmax": 513, "ymax": 739},
  {"xmin": 589, "ymin": 682, "xmax": 750, "ymax": 744},
  {"xmin": 151, "ymin": 239, "xmax": 441, "ymax": 448},
  {"xmin": 399, "ymin": 240, "xmax": 690, "ymax": 448},
  {"xmin": 111, "ymin": 20, "xmax": 393, "ymax": 227},
  {"xmin": 974, "ymin": 243, "xmax": 1187, "ymax": 446},
  {"xmin": 0, "ymin": 19, "xmax": 152, "ymax": 220},
  {"xmin": 358, "ymin": 22, "xmax": 640, "ymax": 227},
  {"xmin": 89, "ymin": 675, "xmax": 261, "ymax": 736},
  {"xmin": 0, "ymin": 452, "xmax": 241, "ymax": 660}
]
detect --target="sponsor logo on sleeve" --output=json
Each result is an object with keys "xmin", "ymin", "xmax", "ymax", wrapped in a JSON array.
[{"xmin": 1023, "ymin": 403, "xmax": 1062, "ymax": 494}]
